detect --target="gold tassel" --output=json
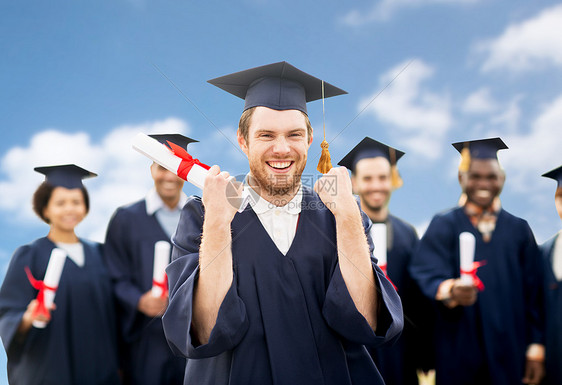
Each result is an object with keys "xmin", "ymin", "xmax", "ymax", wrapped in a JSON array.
[
  {"xmin": 317, "ymin": 140, "xmax": 332, "ymax": 173},
  {"xmin": 389, "ymin": 148, "xmax": 403, "ymax": 189},
  {"xmin": 316, "ymin": 80, "xmax": 333, "ymax": 174},
  {"xmin": 459, "ymin": 143, "xmax": 471, "ymax": 172},
  {"xmin": 391, "ymin": 164, "xmax": 403, "ymax": 189}
]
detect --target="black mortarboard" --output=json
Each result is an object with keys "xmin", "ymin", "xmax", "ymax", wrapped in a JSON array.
[
  {"xmin": 148, "ymin": 134, "xmax": 198, "ymax": 151},
  {"xmin": 34, "ymin": 164, "xmax": 97, "ymax": 189},
  {"xmin": 207, "ymin": 61, "xmax": 347, "ymax": 115},
  {"xmin": 542, "ymin": 165, "xmax": 562, "ymax": 189},
  {"xmin": 452, "ymin": 137, "xmax": 508, "ymax": 159},
  {"xmin": 452, "ymin": 137, "xmax": 508, "ymax": 172},
  {"xmin": 338, "ymin": 137, "xmax": 405, "ymax": 170}
]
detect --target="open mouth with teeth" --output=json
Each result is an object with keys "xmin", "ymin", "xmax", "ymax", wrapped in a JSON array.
[
  {"xmin": 267, "ymin": 161, "xmax": 294, "ymax": 171},
  {"xmin": 475, "ymin": 190, "xmax": 491, "ymax": 198}
]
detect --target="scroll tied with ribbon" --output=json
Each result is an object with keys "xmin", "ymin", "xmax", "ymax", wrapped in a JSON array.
[
  {"xmin": 132, "ymin": 133, "xmax": 254, "ymax": 212},
  {"xmin": 25, "ymin": 248, "xmax": 67, "ymax": 328},
  {"xmin": 152, "ymin": 241, "xmax": 171, "ymax": 298}
]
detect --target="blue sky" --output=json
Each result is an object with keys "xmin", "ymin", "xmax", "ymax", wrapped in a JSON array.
[{"xmin": 1, "ymin": 0, "xmax": 561, "ymax": 380}]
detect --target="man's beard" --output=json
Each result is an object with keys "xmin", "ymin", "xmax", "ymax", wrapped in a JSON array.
[
  {"xmin": 249, "ymin": 159, "xmax": 306, "ymax": 199},
  {"xmin": 362, "ymin": 199, "xmax": 384, "ymax": 213},
  {"xmin": 360, "ymin": 193, "xmax": 389, "ymax": 213}
]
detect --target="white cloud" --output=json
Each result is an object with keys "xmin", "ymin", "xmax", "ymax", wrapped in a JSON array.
[
  {"xmin": 361, "ymin": 59, "xmax": 453, "ymax": 160},
  {"xmin": 476, "ymin": 4, "xmax": 562, "ymax": 72},
  {"xmin": 462, "ymin": 87, "xmax": 498, "ymax": 114},
  {"xmin": 341, "ymin": 0, "xmax": 479, "ymax": 25},
  {"xmin": 488, "ymin": 95, "xmax": 523, "ymax": 134},
  {"xmin": 0, "ymin": 117, "xmax": 190, "ymax": 242},
  {"xmin": 501, "ymin": 94, "xmax": 562, "ymax": 194}
]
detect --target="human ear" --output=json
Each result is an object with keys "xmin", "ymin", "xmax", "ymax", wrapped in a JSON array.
[{"xmin": 237, "ymin": 130, "xmax": 249, "ymax": 156}]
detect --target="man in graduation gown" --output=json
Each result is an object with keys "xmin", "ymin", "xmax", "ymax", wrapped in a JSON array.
[
  {"xmin": 104, "ymin": 158, "xmax": 187, "ymax": 384},
  {"xmin": 539, "ymin": 165, "xmax": 562, "ymax": 385},
  {"xmin": 338, "ymin": 137, "xmax": 434, "ymax": 385},
  {"xmin": 410, "ymin": 138, "xmax": 545, "ymax": 385},
  {"xmin": 162, "ymin": 62, "xmax": 403, "ymax": 385}
]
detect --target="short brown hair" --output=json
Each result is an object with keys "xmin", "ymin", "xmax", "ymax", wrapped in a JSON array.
[
  {"xmin": 32, "ymin": 182, "xmax": 90, "ymax": 224},
  {"xmin": 238, "ymin": 107, "xmax": 313, "ymax": 143}
]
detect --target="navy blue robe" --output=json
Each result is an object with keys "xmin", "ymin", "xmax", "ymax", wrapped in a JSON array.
[
  {"xmin": 540, "ymin": 233, "xmax": 562, "ymax": 385},
  {"xmin": 0, "ymin": 237, "xmax": 120, "ymax": 385},
  {"xmin": 410, "ymin": 207, "xmax": 544, "ymax": 385},
  {"xmin": 163, "ymin": 187, "xmax": 403, "ymax": 385},
  {"xmin": 104, "ymin": 199, "xmax": 186, "ymax": 385},
  {"xmin": 369, "ymin": 215, "xmax": 434, "ymax": 385}
]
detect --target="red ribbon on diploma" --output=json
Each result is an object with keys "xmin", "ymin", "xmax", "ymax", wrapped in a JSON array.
[
  {"xmin": 166, "ymin": 141, "xmax": 210, "ymax": 180},
  {"xmin": 153, "ymin": 274, "xmax": 169, "ymax": 298},
  {"xmin": 460, "ymin": 260, "xmax": 487, "ymax": 291},
  {"xmin": 24, "ymin": 266, "xmax": 57, "ymax": 319},
  {"xmin": 379, "ymin": 264, "xmax": 397, "ymax": 291}
]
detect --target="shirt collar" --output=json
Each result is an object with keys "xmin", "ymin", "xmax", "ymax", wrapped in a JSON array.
[
  {"xmin": 145, "ymin": 187, "xmax": 188, "ymax": 215},
  {"xmin": 245, "ymin": 175, "xmax": 302, "ymax": 215},
  {"xmin": 464, "ymin": 196, "xmax": 502, "ymax": 217}
]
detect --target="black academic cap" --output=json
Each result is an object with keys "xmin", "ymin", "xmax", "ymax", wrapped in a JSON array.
[
  {"xmin": 338, "ymin": 137, "xmax": 405, "ymax": 171},
  {"xmin": 34, "ymin": 164, "xmax": 97, "ymax": 189},
  {"xmin": 207, "ymin": 61, "xmax": 347, "ymax": 115},
  {"xmin": 452, "ymin": 137, "xmax": 508, "ymax": 159},
  {"xmin": 148, "ymin": 134, "xmax": 198, "ymax": 151},
  {"xmin": 542, "ymin": 165, "xmax": 562, "ymax": 189}
]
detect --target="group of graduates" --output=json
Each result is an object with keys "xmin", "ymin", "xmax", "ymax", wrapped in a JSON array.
[
  {"xmin": 0, "ymin": 61, "xmax": 560, "ymax": 385},
  {"xmin": 0, "ymin": 160, "xmax": 188, "ymax": 385}
]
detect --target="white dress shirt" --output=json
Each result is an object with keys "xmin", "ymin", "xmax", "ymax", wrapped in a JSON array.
[
  {"xmin": 553, "ymin": 230, "xmax": 562, "ymax": 281},
  {"xmin": 248, "ymin": 184, "xmax": 303, "ymax": 255},
  {"xmin": 145, "ymin": 187, "xmax": 188, "ymax": 238},
  {"xmin": 56, "ymin": 242, "xmax": 85, "ymax": 267}
]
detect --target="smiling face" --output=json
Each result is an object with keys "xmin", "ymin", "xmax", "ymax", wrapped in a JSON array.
[
  {"xmin": 43, "ymin": 187, "xmax": 87, "ymax": 233},
  {"xmin": 352, "ymin": 157, "xmax": 392, "ymax": 214},
  {"xmin": 238, "ymin": 106, "xmax": 312, "ymax": 201},
  {"xmin": 460, "ymin": 158, "xmax": 505, "ymax": 209},
  {"xmin": 151, "ymin": 163, "xmax": 185, "ymax": 207}
]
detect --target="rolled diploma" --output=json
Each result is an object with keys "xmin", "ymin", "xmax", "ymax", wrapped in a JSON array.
[
  {"xmin": 132, "ymin": 133, "xmax": 252, "ymax": 211},
  {"xmin": 370, "ymin": 223, "xmax": 387, "ymax": 268},
  {"xmin": 152, "ymin": 241, "xmax": 171, "ymax": 297},
  {"xmin": 33, "ymin": 248, "xmax": 67, "ymax": 328},
  {"xmin": 459, "ymin": 232, "xmax": 476, "ymax": 285}
]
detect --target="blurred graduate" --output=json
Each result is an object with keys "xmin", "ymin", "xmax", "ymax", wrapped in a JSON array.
[
  {"xmin": 539, "ymin": 165, "xmax": 562, "ymax": 385},
  {"xmin": 104, "ymin": 148, "xmax": 187, "ymax": 385},
  {"xmin": 162, "ymin": 61, "xmax": 404, "ymax": 385},
  {"xmin": 338, "ymin": 137, "xmax": 434, "ymax": 385},
  {"xmin": 0, "ymin": 165, "xmax": 120, "ymax": 384},
  {"xmin": 410, "ymin": 138, "xmax": 545, "ymax": 385}
]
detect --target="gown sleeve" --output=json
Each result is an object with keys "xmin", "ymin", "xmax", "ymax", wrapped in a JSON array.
[
  {"xmin": 163, "ymin": 197, "xmax": 249, "ymax": 359},
  {"xmin": 0, "ymin": 245, "xmax": 42, "ymax": 357},
  {"xmin": 519, "ymin": 221, "xmax": 544, "ymax": 346},
  {"xmin": 322, "ymin": 207, "xmax": 403, "ymax": 348},
  {"xmin": 103, "ymin": 208, "xmax": 145, "ymax": 339},
  {"xmin": 409, "ymin": 214, "xmax": 457, "ymax": 300}
]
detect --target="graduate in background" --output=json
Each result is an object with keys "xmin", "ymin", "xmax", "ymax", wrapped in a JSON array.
[
  {"xmin": 162, "ymin": 61, "xmax": 403, "ymax": 385},
  {"xmin": 338, "ymin": 137, "xmax": 434, "ymax": 385},
  {"xmin": 410, "ymin": 138, "xmax": 545, "ymax": 385},
  {"xmin": 0, "ymin": 164, "xmax": 120, "ymax": 385},
  {"xmin": 539, "ymin": 165, "xmax": 562, "ymax": 385},
  {"xmin": 104, "ymin": 148, "xmax": 187, "ymax": 385}
]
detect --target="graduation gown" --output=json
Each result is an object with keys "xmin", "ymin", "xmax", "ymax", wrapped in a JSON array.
[
  {"xmin": 163, "ymin": 187, "xmax": 403, "ymax": 385},
  {"xmin": 369, "ymin": 215, "xmax": 434, "ymax": 385},
  {"xmin": 0, "ymin": 237, "xmax": 120, "ymax": 385},
  {"xmin": 410, "ymin": 207, "xmax": 544, "ymax": 385},
  {"xmin": 540, "ymin": 232, "xmax": 562, "ymax": 385},
  {"xmin": 104, "ymin": 199, "xmax": 186, "ymax": 385}
]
